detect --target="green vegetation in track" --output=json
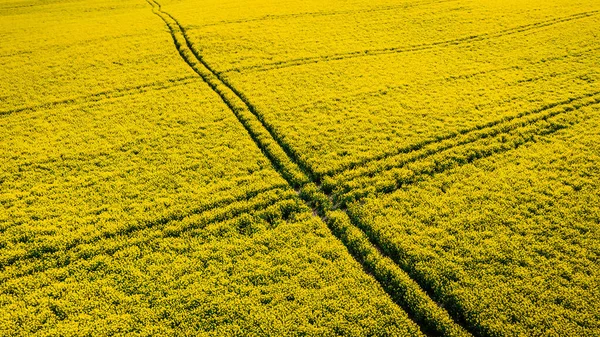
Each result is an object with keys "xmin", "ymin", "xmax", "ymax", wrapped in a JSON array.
[{"xmin": 345, "ymin": 104, "xmax": 600, "ymax": 335}]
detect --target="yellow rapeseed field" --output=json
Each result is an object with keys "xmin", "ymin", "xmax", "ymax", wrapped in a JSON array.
[{"xmin": 1, "ymin": 0, "xmax": 598, "ymax": 335}]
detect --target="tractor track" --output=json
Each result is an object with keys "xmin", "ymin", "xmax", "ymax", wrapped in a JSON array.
[
  {"xmin": 328, "ymin": 91, "xmax": 600, "ymax": 197},
  {"xmin": 145, "ymin": 0, "xmax": 475, "ymax": 335},
  {"xmin": 191, "ymin": 0, "xmax": 457, "ymax": 29},
  {"xmin": 223, "ymin": 10, "xmax": 598, "ymax": 74},
  {"xmin": 0, "ymin": 76, "xmax": 198, "ymax": 117},
  {"xmin": 0, "ymin": 184, "xmax": 292, "ymax": 279}
]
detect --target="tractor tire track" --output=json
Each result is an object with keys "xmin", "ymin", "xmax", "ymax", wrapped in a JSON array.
[
  {"xmin": 0, "ymin": 184, "xmax": 289, "ymax": 271},
  {"xmin": 327, "ymin": 91, "xmax": 600, "ymax": 194},
  {"xmin": 0, "ymin": 76, "xmax": 199, "ymax": 118},
  {"xmin": 0, "ymin": 50, "xmax": 32, "ymax": 58},
  {"xmin": 145, "ymin": 1, "xmax": 474, "ymax": 336},
  {"xmin": 335, "ymin": 95, "xmax": 600, "ymax": 205},
  {"xmin": 1, "ymin": 192, "xmax": 304, "ymax": 284},
  {"xmin": 223, "ymin": 10, "xmax": 598, "ymax": 74},
  {"xmin": 192, "ymin": 0, "xmax": 457, "ymax": 29}
]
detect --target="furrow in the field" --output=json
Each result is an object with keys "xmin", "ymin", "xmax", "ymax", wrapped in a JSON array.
[
  {"xmin": 0, "ymin": 51, "xmax": 32, "ymax": 58},
  {"xmin": 290, "ymin": 45, "xmax": 599, "ymax": 132},
  {"xmin": 147, "ymin": 2, "xmax": 474, "ymax": 335},
  {"xmin": 146, "ymin": 0, "xmax": 309, "ymax": 187},
  {"xmin": 0, "ymin": 171, "xmax": 284, "ymax": 233},
  {"xmin": 323, "ymin": 209, "xmax": 471, "ymax": 337},
  {"xmin": 224, "ymin": 10, "xmax": 599, "ymax": 74},
  {"xmin": 0, "ymin": 76, "xmax": 198, "ymax": 117},
  {"xmin": 192, "ymin": 0, "xmax": 457, "ymax": 29},
  {"xmin": 0, "ymin": 184, "xmax": 289, "ymax": 270},
  {"xmin": 335, "ymin": 96, "xmax": 600, "ymax": 205},
  {"xmin": 327, "ymin": 92, "xmax": 600, "ymax": 194},
  {"xmin": 0, "ymin": 195, "xmax": 306, "ymax": 284}
]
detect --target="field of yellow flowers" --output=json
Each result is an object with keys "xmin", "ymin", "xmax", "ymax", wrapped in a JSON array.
[{"xmin": 1, "ymin": 0, "xmax": 598, "ymax": 335}]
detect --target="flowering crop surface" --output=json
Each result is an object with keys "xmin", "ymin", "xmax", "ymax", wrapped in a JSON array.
[
  {"xmin": 0, "ymin": 1, "xmax": 424, "ymax": 336},
  {"xmin": 1, "ymin": 0, "xmax": 598, "ymax": 336}
]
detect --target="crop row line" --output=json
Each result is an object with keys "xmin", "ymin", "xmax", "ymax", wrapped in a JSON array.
[
  {"xmin": 191, "ymin": 0, "xmax": 457, "ymax": 29},
  {"xmin": 0, "ymin": 193, "xmax": 304, "ymax": 284},
  {"xmin": 0, "ymin": 50, "xmax": 33, "ymax": 58},
  {"xmin": 327, "ymin": 92, "xmax": 600, "ymax": 199},
  {"xmin": 289, "ymin": 45, "xmax": 599, "ymax": 120},
  {"xmin": 223, "ymin": 10, "xmax": 598, "ymax": 74},
  {"xmin": 0, "ymin": 76, "xmax": 199, "ymax": 117},
  {"xmin": 146, "ymin": 1, "xmax": 473, "ymax": 336},
  {"xmin": 336, "ymin": 102, "xmax": 593, "ymax": 205},
  {"xmin": 2, "ymin": 186, "xmax": 298, "ymax": 278},
  {"xmin": 0, "ymin": 184, "xmax": 288, "ymax": 270}
]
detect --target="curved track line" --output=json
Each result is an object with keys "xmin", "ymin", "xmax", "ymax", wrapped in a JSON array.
[{"xmin": 223, "ymin": 10, "xmax": 598, "ymax": 74}]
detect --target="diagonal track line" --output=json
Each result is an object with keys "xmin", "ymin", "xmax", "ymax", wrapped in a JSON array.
[
  {"xmin": 336, "ymin": 97, "xmax": 600, "ymax": 205},
  {"xmin": 327, "ymin": 91, "xmax": 600, "ymax": 195},
  {"xmin": 145, "ymin": 1, "xmax": 474, "ymax": 335},
  {"xmin": 1, "ymin": 190, "xmax": 303, "ymax": 283},
  {"xmin": 223, "ymin": 10, "xmax": 599, "ymax": 74},
  {"xmin": 0, "ymin": 184, "xmax": 289, "ymax": 270},
  {"xmin": 0, "ymin": 76, "xmax": 199, "ymax": 117}
]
